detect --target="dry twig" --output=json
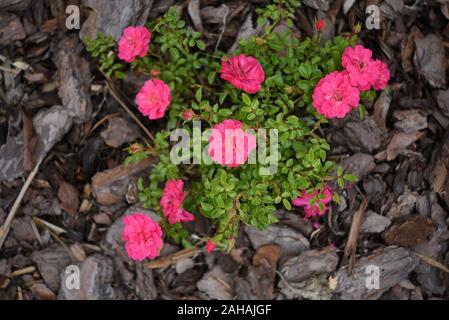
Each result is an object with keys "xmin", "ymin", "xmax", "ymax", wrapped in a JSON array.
[
  {"xmin": 343, "ymin": 197, "xmax": 368, "ymax": 274},
  {"xmin": 0, "ymin": 157, "xmax": 43, "ymax": 250}
]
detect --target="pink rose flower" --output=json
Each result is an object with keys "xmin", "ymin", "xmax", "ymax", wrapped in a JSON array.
[
  {"xmin": 312, "ymin": 71, "xmax": 360, "ymax": 118},
  {"xmin": 208, "ymin": 119, "xmax": 257, "ymax": 167},
  {"xmin": 118, "ymin": 26, "xmax": 151, "ymax": 63},
  {"xmin": 160, "ymin": 179, "xmax": 195, "ymax": 225},
  {"xmin": 371, "ymin": 60, "xmax": 390, "ymax": 90},
  {"xmin": 342, "ymin": 45, "xmax": 378, "ymax": 91},
  {"xmin": 136, "ymin": 79, "xmax": 171, "ymax": 120},
  {"xmin": 122, "ymin": 213, "xmax": 163, "ymax": 261},
  {"xmin": 292, "ymin": 186, "xmax": 332, "ymax": 219},
  {"xmin": 205, "ymin": 240, "xmax": 217, "ymax": 254},
  {"xmin": 220, "ymin": 54, "xmax": 265, "ymax": 94}
]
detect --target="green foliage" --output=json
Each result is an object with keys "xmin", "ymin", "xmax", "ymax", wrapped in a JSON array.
[
  {"xmin": 256, "ymin": 0, "xmax": 301, "ymax": 29},
  {"xmin": 84, "ymin": 32, "xmax": 124, "ymax": 79},
  {"xmin": 88, "ymin": 3, "xmax": 360, "ymax": 251}
]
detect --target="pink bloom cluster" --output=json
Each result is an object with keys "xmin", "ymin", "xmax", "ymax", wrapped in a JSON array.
[
  {"xmin": 136, "ymin": 79, "xmax": 171, "ymax": 120},
  {"xmin": 118, "ymin": 27, "xmax": 172, "ymax": 120},
  {"xmin": 221, "ymin": 54, "xmax": 265, "ymax": 94},
  {"xmin": 208, "ymin": 120, "xmax": 257, "ymax": 167},
  {"xmin": 118, "ymin": 26, "xmax": 151, "ymax": 63},
  {"xmin": 313, "ymin": 45, "xmax": 390, "ymax": 118},
  {"xmin": 342, "ymin": 45, "xmax": 390, "ymax": 91},
  {"xmin": 160, "ymin": 179, "xmax": 195, "ymax": 224},
  {"xmin": 122, "ymin": 213, "xmax": 163, "ymax": 261},
  {"xmin": 292, "ymin": 186, "xmax": 332, "ymax": 219},
  {"xmin": 313, "ymin": 71, "xmax": 360, "ymax": 118}
]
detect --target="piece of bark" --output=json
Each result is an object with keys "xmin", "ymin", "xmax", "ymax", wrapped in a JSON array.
[
  {"xmin": 0, "ymin": 259, "xmax": 10, "ymax": 275},
  {"xmin": 334, "ymin": 246, "xmax": 417, "ymax": 300},
  {"xmin": 33, "ymin": 105, "xmax": 73, "ymax": 161},
  {"xmin": 393, "ymin": 110, "xmax": 427, "ymax": 133},
  {"xmin": 135, "ymin": 265, "xmax": 157, "ymax": 299},
  {"xmin": 435, "ymin": 88, "xmax": 449, "ymax": 120},
  {"xmin": 247, "ymin": 245, "xmax": 281, "ymax": 300},
  {"xmin": 70, "ymin": 243, "xmax": 87, "ymax": 262},
  {"xmin": 228, "ymin": 13, "xmax": 264, "ymax": 53},
  {"xmin": 383, "ymin": 215, "xmax": 435, "ymax": 247},
  {"xmin": 428, "ymin": 132, "xmax": 449, "ymax": 208},
  {"xmin": 281, "ymin": 247, "xmax": 339, "ymax": 283},
  {"xmin": 413, "ymin": 230, "xmax": 449, "ymax": 295},
  {"xmin": 0, "ymin": 0, "xmax": 31, "ymax": 11},
  {"xmin": 280, "ymin": 273, "xmax": 334, "ymax": 300},
  {"xmin": 0, "ymin": 12, "xmax": 26, "ymax": 46},
  {"xmin": 55, "ymin": 36, "xmax": 92, "ymax": 124},
  {"xmin": 235, "ymin": 277, "xmax": 257, "ymax": 300},
  {"xmin": 187, "ymin": 0, "xmax": 202, "ymax": 32},
  {"xmin": 361, "ymin": 211, "xmax": 391, "ymax": 234},
  {"xmin": 31, "ymin": 245, "xmax": 72, "ymax": 292},
  {"xmin": 341, "ymin": 153, "xmax": 376, "ymax": 182},
  {"xmin": 30, "ymin": 283, "xmax": 56, "ymax": 300},
  {"xmin": 80, "ymin": 0, "xmax": 154, "ymax": 41},
  {"xmin": 245, "ymin": 224, "xmax": 309, "ymax": 256},
  {"xmin": 413, "ymin": 34, "xmax": 447, "ymax": 88},
  {"xmin": 197, "ymin": 266, "xmax": 235, "ymax": 300},
  {"xmin": 149, "ymin": 0, "xmax": 175, "ymax": 19},
  {"xmin": 58, "ymin": 181, "xmax": 80, "ymax": 216},
  {"xmin": 386, "ymin": 190, "xmax": 418, "ymax": 219},
  {"xmin": 91, "ymin": 158, "xmax": 154, "ymax": 205},
  {"xmin": 0, "ymin": 133, "xmax": 25, "ymax": 182},
  {"xmin": 58, "ymin": 255, "xmax": 115, "ymax": 300},
  {"xmin": 373, "ymin": 91, "xmax": 391, "ymax": 132},
  {"xmin": 201, "ymin": 2, "xmax": 246, "ymax": 24},
  {"xmin": 302, "ymin": 0, "xmax": 332, "ymax": 10},
  {"xmin": 386, "ymin": 131, "xmax": 425, "ymax": 161},
  {"xmin": 11, "ymin": 217, "xmax": 36, "ymax": 243},
  {"xmin": 333, "ymin": 115, "xmax": 383, "ymax": 153},
  {"xmin": 101, "ymin": 117, "xmax": 140, "ymax": 148}
]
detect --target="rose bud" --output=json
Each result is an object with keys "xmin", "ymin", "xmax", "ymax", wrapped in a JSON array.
[
  {"xmin": 150, "ymin": 69, "xmax": 160, "ymax": 77},
  {"xmin": 129, "ymin": 143, "xmax": 142, "ymax": 154},
  {"xmin": 182, "ymin": 109, "xmax": 195, "ymax": 121},
  {"xmin": 315, "ymin": 19, "xmax": 326, "ymax": 31}
]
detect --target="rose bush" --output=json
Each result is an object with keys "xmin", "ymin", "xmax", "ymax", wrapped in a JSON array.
[{"xmin": 85, "ymin": 0, "xmax": 390, "ymax": 260}]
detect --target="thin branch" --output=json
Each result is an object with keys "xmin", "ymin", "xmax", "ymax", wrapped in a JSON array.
[
  {"xmin": 343, "ymin": 196, "xmax": 368, "ymax": 274},
  {"xmin": 0, "ymin": 157, "xmax": 43, "ymax": 250}
]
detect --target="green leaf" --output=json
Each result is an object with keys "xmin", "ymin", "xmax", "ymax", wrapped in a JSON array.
[
  {"xmin": 196, "ymin": 40, "xmax": 206, "ymax": 50},
  {"xmin": 337, "ymin": 178, "xmax": 345, "ymax": 188},
  {"xmin": 169, "ymin": 47, "xmax": 180, "ymax": 60},
  {"xmin": 299, "ymin": 63, "xmax": 312, "ymax": 79},
  {"xmin": 114, "ymin": 71, "xmax": 126, "ymax": 79},
  {"xmin": 343, "ymin": 174, "xmax": 358, "ymax": 182},
  {"xmin": 337, "ymin": 166, "xmax": 343, "ymax": 177},
  {"xmin": 282, "ymin": 199, "xmax": 292, "ymax": 210},
  {"xmin": 207, "ymin": 71, "xmax": 216, "ymax": 85},
  {"xmin": 195, "ymin": 87, "xmax": 202, "ymax": 102},
  {"xmin": 201, "ymin": 202, "xmax": 214, "ymax": 212},
  {"xmin": 218, "ymin": 109, "xmax": 233, "ymax": 117},
  {"xmin": 242, "ymin": 93, "xmax": 251, "ymax": 106}
]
